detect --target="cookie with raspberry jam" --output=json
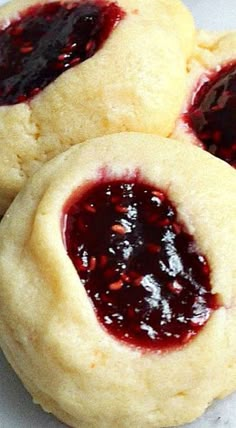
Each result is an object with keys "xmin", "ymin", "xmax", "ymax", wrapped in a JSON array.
[
  {"xmin": 0, "ymin": 133, "xmax": 235, "ymax": 428},
  {"xmin": 173, "ymin": 30, "xmax": 236, "ymax": 168},
  {"xmin": 0, "ymin": 0, "xmax": 195, "ymax": 214}
]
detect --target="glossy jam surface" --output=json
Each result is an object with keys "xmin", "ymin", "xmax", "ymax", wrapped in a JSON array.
[
  {"xmin": 64, "ymin": 180, "xmax": 218, "ymax": 351},
  {"xmin": 185, "ymin": 63, "xmax": 236, "ymax": 167},
  {"xmin": 0, "ymin": 1, "xmax": 124, "ymax": 105}
]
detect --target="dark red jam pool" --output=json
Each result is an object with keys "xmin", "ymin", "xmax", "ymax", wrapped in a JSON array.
[
  {"xmin": 185, "ymin": 62, "xmax": 236, "ymax": 167},
  {"xmin": 63, "ymin": 179, "xmax": 219, "ymax": 351},
  {"xmin": 0, "ymin": 0, "xmax": 124, "ymax": 105}
]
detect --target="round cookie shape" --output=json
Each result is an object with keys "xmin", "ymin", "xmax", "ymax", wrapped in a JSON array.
[
  {"xmin": 0, "ymin": 133, "xmax": 235, "ymax": 428},
  {"xmin": 0, "ymin": 0, "xmax": 195, "ymax": 214},
  {"xmin": 173, "ymin": 31, "xmax": 236, "ymax": 168}
]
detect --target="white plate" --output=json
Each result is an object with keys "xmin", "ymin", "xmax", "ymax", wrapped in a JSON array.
[{"xmin": 0, "ymin": 1, "xmax": 235, "ymax": 427}]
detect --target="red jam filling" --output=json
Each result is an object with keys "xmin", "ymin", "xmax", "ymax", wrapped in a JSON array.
[
  {"xmin": 63, "ymin": 179, "xmax": 218, "ymax": 351},
  {"xmin": 0, "ymin": 1, "xmax": 124, "ymax": 105},
  {"xmin": 185, "ymin": 63, "xmax": 236, "ymax": 167}
]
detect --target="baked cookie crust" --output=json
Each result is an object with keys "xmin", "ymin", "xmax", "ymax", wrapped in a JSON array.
[
  {"xmin": 0, "ymin": 133, "xmax": 235, "ymax": 428},
  {"xmin": 0, "ymin": 0, "xmax": 195, "ymax": 214},
  {"xmin": 173, "ymin": 30, "xmax": 236, "ymax": 157}
]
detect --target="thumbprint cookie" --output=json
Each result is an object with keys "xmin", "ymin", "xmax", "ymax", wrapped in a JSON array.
[
  {"xmin": 0, "ymin": 0, "xmax": 195, "ymax": 213},
  {"xmin": 0, "ymin": 133, "xmax": 235, "ymax": 428},
  {"xmin": 173, "ymin": 30, "xmax": 236, "ymax": 168}
]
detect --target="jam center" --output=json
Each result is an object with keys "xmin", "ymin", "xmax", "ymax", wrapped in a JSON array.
[
  {"xmin": 185, "ymin": 62, "xmax": 236, "ymax": 167},
  {"xmin": 0, "ymin": 1, "xmax": 124, "ymax": 105},
  {"xmin": 63, "ymin": 179, "xmax": 218, "ymax": 351}
]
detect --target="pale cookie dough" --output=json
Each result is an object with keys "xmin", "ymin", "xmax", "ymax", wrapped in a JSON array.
[
  {"xmin": 0, "ymin": 0, "xmax": 195, "ymax": 214},
  {"xmin": 0, "ymin": 133, "xmax": 235, "ymax": 428},
  {"xmin": 173, "ymin": 30, "xmax": 236, "ymax": 163}
]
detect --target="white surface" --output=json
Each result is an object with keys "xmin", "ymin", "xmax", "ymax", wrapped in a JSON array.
[
  {"xmin": 0, "ymin": 0, "xmax": 236, "ymax": 427},
  {"xmin": 184, "ymin": 0, "xmax": 236, "ymax": 30}
]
